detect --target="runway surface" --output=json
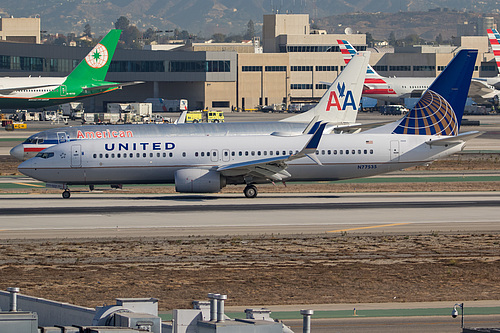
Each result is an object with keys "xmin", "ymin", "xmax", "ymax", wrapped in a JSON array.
[{"xmin": 1, "ymin": 191, "xmax": 500, "ymax": 239}]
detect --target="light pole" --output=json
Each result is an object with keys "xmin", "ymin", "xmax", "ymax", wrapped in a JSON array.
[{"xmin": 451, "ymin": 302, "xmax": 464, "ymax": 329}]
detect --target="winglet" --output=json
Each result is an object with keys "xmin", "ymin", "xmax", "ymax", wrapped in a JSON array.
[{"xmin": 289, "ymin": 122, "xmax": 327, "ymax": 165}]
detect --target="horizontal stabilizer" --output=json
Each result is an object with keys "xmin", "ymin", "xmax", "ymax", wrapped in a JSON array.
[
  {"xmin": 83, "ymin": 81, "xmax": 144, "ymax": 92},
  {"xmin": 426, "ymin": 131, "xmax": 482, "ymax": 146}
]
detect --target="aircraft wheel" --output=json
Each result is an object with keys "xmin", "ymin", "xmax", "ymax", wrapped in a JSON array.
[
  {"xmin": 89, "ymin": 185, "xmax": 94, "ymax": 191},
  {"xmin": 244, "ymin": 185, "xmax": 258, "ymax": 198},
  {"xmin": 62, "ymin": 190, "xmax": 71, "ymax": 199}
]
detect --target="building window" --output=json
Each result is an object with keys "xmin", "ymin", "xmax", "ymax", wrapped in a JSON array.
[
  {"xmin": 373, "ymin": 65, "xmax": 388, "ymax": 71},
  {"xmin": 315, "ymin": 65, "xmax": 338, "ymax": 71},
  {"xmin": 291, "ymin": 84, "xmax": 313, "ymax": 90},
  {"xmin": 389, "ymin": 65, "xmax": 411, "ymax": 71},
  {"xmin": 265, "ymin": 66, "xmax": 286, "ymax": 71},
  {"xmin": 169, "ymin": 60, "xmax": 230, "ymax": 73},
  {"xmin": 291, "ymin": 66, "xmax": 313, "ymax": 71},
  {"xmin": 413, "ymin": 66, "xmax": 435, "ymax": 71},
  {"xmin": 315, "ymin": 84, "xmax": 329, "ymax": 90},
  {"xmin": 242, "ymin": 65, "xmax": 262, "ymax": 72}
]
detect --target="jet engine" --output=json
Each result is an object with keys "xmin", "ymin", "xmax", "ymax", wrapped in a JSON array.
[{"xmin": 175, "ymin": 168, "xmax": 226, "ymax": 193}]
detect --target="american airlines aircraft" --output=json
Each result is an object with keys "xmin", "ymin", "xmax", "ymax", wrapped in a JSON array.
[
  {"xmin": 10, "ymin": 53, "xmax": 370, "ymax": 160},
  {"xmin": 0, "ymin": 29, "xmax": 142, "ymax": 109},
  {"xmin": 18, "ymin": 50, "xmax": 479, "ymax": 199},
  {"xmin": 339, "ymin": 38, "xmax": 500, "ymax": 106}
]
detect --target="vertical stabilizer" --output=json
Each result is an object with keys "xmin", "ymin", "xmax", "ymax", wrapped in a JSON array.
[
  {"xmin": 64, "ymin": 29, "xmax": 122, "ymax": 85},
  {"xmin": 487, "ymin": 29, "xmax": 500, "ymax": 74},
  {"xmin": 390, "ymin": 50, "xmax": 477, "ymax": 135},
  {"xmin": 337, "ymin": 39, "xmax": 382, "ymax": 80},
  {"xmin": 283, "ymin": 52, "xmax": 369, "ymax": 124}
]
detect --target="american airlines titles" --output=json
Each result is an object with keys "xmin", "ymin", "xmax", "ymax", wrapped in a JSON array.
[
  {"xmin": 104, "ymin": 142, "xmax": 176, "ymax": 151},
  {"xmin": 76, "ymin": 129, "xmax": 134, "ymax": 139}
]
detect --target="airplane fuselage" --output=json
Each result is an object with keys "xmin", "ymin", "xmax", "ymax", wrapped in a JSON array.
[
  {"xmin": 363, "ymin": 77, "xmax": 434, "ymax": 103},
  {"xmin": 18, "ymin": 132, "xmax": 464, "ymax": 188}
]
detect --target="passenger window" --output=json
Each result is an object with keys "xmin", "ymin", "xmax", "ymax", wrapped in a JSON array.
[
  {"xmin": 111, "ymin": 154, "xmax": 115, "ymax": 158},
  {"xmin": 99, "ymin": 153, "xmax": 103, "ymax": 158},
  {"xmin": 182, "ymin": 152, "xmax": 186, "ymax": 157},
  {"xmin": 195, "ymin": 152, "xmax": 199, "ymax": 157},
  {"xmin": 282, "ymin": 151, "xmax": 286, "ymax": 155},
  {"xmin": 322, "ymin": 150, "xmax": 325, "ymax": 155},
  {"xmin": 264, "ymin": 151, "xmax": 267, "ymax": 156},
  {"xmin": 201, "ymin": 152, "xmax": 205, "ymax": 157},
  {"xmin": 358, "ymin": 150, "xmax": 361, "ymax": 154},
  {"xmin": 346, "ymin": 150, "xmax": 349, "ymax": 155},
  {"xmin": 328, "ymin": 150, "xmax": 331, "ymax": 155},
  {"xmin": 251, "ymin": 151, "xmax": 255, "ymax": 156},
  {"xmin": 340, "ymin": 150, "xmax": 343, "ymax": 155},
  {"xmin": 334, "ymin": 150, "xmax": 337, "ymax": 155},
  {"xmin": 245, "ymin": 151, "xmax": 249, "ymax": 156},
  {"xmin": 150, "ymin": 153, "xmax": 153, "ymax": 158},
  {"xmin": 315, "ymin": 150, "xmax": 319, "ymax": 155},
  {"xmin": 130, "ymin": 153, "xmax": 133, "ymax": 158},
  {"xmin": 93, "ymin": 154, "xmax": 96, "ymax": 158},
  {"xmin": 105, "ymin": 153, "xmax": 109, "ymax": 158},
  {"xmin": 207, "ymin": 152, "xmax": 210, "ymax": 157},
  {"xmin": 169, "ymin": 152, "xmax": 173, "ymax": 157},
  {"xmin": 123, "ymin": 154, "xmax": 127, "ymax": 158},
  {"xmin": 142, "ymin": 153, "xmax": 146, "ymax": 158},
  {"xmin": 157, "ymin": 153, "xmax": 160, "ymax": 157},
  {"xmin": 370, "ymin": 149, "xmax": 374, "ymax": 154},
  {"xmin": 231, "ymin": 151, "xmax": 235, "ymax": 156},
  {"xmin": 224, "ymin": 151, "xmax": 228, "ymax": 156},
  {"xmin": 117, "ymin": 153, "xmax": 121, "ymax": 158},
  {"xmin": 257, "ymin": 151, "xmax": 261, "ymax": 156},
  {"xmin": 270, "ymin": 151, "xmax": 273, "ymax": 156},
  {"xmin": 352, "ymin": 150, "xmax": 355, "ymax": 155},
  {"xmin": 364, "ymin": 150, "xmax": 367, "ymax": 154},
  {"xmin": 163, "ymin": 152, "xmax": 166, "ymax": 157},
  {"xmin": 136, "ymin": 153, "xmax": 140, "ymax": 158},
  {"xmin": 239, "ymin": 151, "xmax": 242, "ymax": 156}
]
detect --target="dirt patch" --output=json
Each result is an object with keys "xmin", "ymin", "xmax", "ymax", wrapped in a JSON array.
[{"xmin": 1, "ymin": 233, "xmax": 500, "ymax": 310}]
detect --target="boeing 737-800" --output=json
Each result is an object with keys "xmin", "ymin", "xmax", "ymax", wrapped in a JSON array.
[
  {"xmin": 0, "ymin": 29, "xmax": 142, "ymax": 109},
  {"xmin": 18, "ymin": 50, "xmax": 479, "ymax": 198},
  {"xmin": 10, "ymin": 53, "xmax": 370, "ymax": 160}
]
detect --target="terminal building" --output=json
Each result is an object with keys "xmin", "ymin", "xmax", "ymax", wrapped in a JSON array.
[{"xmin": 0, "ymin": 14, "xmax": 497, "ymax": 112}]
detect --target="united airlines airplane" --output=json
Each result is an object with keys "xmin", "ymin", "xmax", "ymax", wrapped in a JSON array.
[
  {"xmin": 18, "ymin": 50, "xmax": 479, "ymax": 198},
  {"xmin": 10, "ymin": 53, "xmax": 370, "ymax": 160},
  {"xmin": 0, "ymin": 29, "xmax": 142, "ymax": 109}
]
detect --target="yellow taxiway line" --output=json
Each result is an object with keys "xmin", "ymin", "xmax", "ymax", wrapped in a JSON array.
[
  {"xmin": 328, "ymin": 223, "xmax": 411, "ymax": 233},
  {"xmin": 13, "ymin": 182, "xmax": 45, "ymax": 188}
]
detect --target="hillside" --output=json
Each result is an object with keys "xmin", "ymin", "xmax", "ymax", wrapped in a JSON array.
[{"xmin": 0, "ymin": 0, "xmax": 498, "ymax": 38}]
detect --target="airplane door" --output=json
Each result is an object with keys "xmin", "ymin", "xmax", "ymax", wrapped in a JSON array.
[
  {"xmin": 390, "ymin": 140, "xmax": 400, "ymax": 161},
  {"xmin": 210, "ymin": 149, "xmax": 218, "ymax": 162},
  {"xmin": 60, "ymin": 85, "xmax": 67, "ymax": 96},
  {"xmin": 57, "ymin": 132, "xmax": 67, "ymax": 144},
  {"xmin": 71, "ymin": 145, "xmax": 82, "ymax": 167},
  {"xmin": 222, "ymin": 149, "xmax": 230, "ymax": 162}
]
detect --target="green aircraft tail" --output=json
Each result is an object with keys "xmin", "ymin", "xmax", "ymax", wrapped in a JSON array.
[{"xmin": 64, "ymin": 29, "xmax": 122, "ymax": 86}]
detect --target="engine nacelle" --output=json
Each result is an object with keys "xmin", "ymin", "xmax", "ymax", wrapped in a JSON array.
[{"xmin": 175, "ymin": 168, "xmax": 226, "ymax": 193}]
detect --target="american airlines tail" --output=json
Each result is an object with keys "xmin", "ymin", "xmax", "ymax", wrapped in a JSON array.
[
  {"xmin": 337, "ymin": 39, "xmax": 382, "ymax": 80},
  {"xmin": 487, "ymin": 29, "xmax": 500, "ymax": 75},
  {"xmin": 367, "ymin": 49, "xmax": 478, "ymax": 136},
  {"xmin": 283, "ymin": 51, "xmax": 369, "ymax": 124}
]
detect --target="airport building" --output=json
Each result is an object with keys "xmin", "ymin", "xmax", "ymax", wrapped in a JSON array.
[
  {"xmin": 0, "ymin": 14, "xmax": 497, "ymax": 112},
  {"xmin": 0, "ymin": 17, "xmax": 40, "ymax": 43}
]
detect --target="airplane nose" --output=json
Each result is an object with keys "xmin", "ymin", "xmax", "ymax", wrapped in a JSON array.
[{"xmin": 10, "ymin": 144, "xmax": 25, "ymax": 160}]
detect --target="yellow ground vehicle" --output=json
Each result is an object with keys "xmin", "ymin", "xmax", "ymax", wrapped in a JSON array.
[{"xmin": 185, "ymin": 110, "xmax": 224, "ymax": 123}]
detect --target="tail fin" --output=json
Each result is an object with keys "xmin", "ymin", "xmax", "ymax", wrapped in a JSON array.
[
  {"xmin": 487, "ymin": 29, "xmax": 500, "ymax": 74},
  {"xmin": 391, "ymin": 50, "xmax": 477, "ymax": 136},
  {"xmin": 337, "ymin": 39, "xmax": 382, "ymax": 80},
  {"xmin": 283, "ymin": 52, "xmax": 369, "ymax": 124},
  {"xmin": 64, "ymin": 29, "xmax": 121, "ymax": 85}
]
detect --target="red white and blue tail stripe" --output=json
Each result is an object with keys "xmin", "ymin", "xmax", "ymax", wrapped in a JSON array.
[{"xmin": 487, "ymin": 29, "xmax": 500, "ymax": 74}]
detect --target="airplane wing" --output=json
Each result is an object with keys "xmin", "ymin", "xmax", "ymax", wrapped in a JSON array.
[
  {"xmin": 0, "ymin": 84, "xmax": 60, "ymax": 95},
  {"xmin": 468, "ymin": 79, "xmax": 499, "ymax": 103},
  {"xmin": 426, "ymin": 131, "xmax": 482, "ymax": 146},
  {"xmin": 82, "ymin": 81, "xmax": 144, "ymax": 92},
  {"xmin": 217, "ymin": 122, "xmax": 327, "ymax": 181}
]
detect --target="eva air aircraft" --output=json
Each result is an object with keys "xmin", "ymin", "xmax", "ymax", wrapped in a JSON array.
[{"xmin": 0, "ymin": 29, "xmax": 142, "ymax": 109}]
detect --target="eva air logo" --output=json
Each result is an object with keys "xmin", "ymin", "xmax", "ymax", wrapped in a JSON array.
[
  {"xmin": 326, "ymin": 82, "xmax": 357, "ymax": 111},
  {"xmin": 85, "ymin": 43, "xmax": 109, "ymax": 69}
]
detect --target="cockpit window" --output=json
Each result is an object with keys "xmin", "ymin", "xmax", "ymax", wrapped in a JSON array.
[
  {"xmin": 23, "ymin": 137, "xmax": 44, "ymax": 144},
  {"xmin": 35, "ymin": 152, "xmax": 54, "ymax": 159}
]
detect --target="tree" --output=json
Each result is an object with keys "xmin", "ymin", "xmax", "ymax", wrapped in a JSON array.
[
  {"xmin": 211, "ymin": 33, "xmax": 226, "ymax": 43},
  {"xmin": 435, "ymin": 33, "xmax": 443, "ymax": 45},
  {"xmin": 244, "ymin": 20, "xmax": 255, "ymax": 40},
  {"xmin": 115, "ymin": 16, "xmax": 130, "ymax": 30},
  {"xmin": 365, "ymin": 32, "xmax": 375, "ymax": 47},
  {"xmin": 388, "ymin": 31, "xmax": 397, "ymax": 46},
  {"xmin": 83, "ymin": 24, "xmax": 92, "ymax": 38}
]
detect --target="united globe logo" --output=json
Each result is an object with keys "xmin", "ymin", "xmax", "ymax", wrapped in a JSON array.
[{"xmin": 85, "ymin": 43, "xmax": 109, "ymax": 69}]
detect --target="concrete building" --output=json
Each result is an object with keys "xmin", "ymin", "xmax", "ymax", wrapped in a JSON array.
[
  {"xmin": 0, "ymin": 17, "xmax": 40, "ymax": 43},
  {"xmin": 0, "ymin": 14, "xmax": 498, "ymax": 112}
]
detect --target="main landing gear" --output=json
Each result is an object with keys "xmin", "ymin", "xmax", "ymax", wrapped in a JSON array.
[
  {"xmin": 62, "ymin": 190, "xmax": 71, "ymax": 199},
  {"xmin": 244, "ymin": 184, "xmax": 258, "ymax": 198}
]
